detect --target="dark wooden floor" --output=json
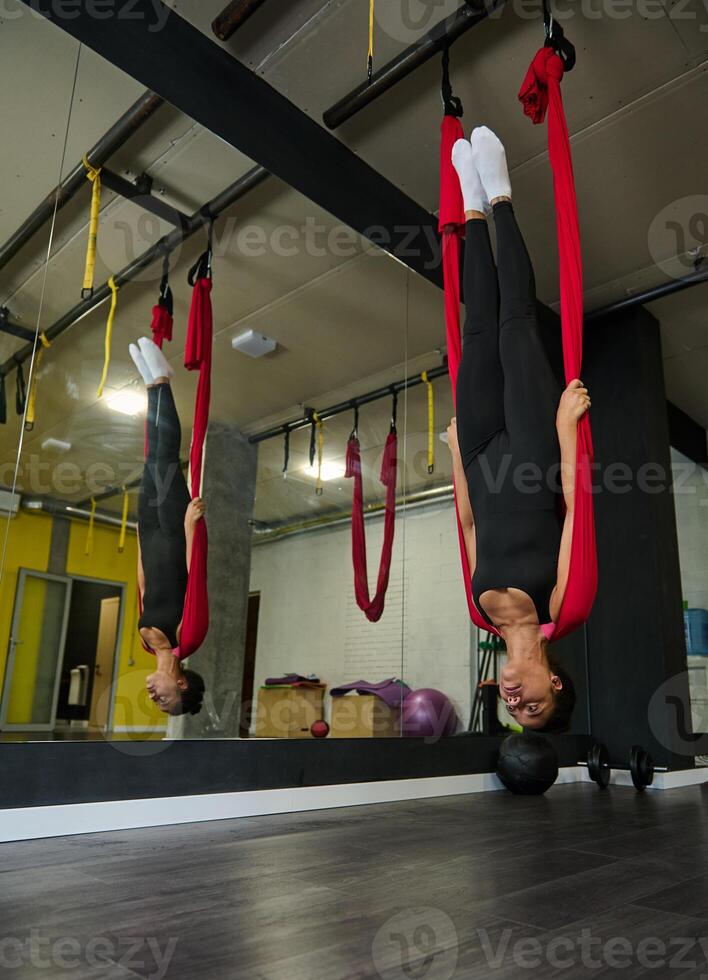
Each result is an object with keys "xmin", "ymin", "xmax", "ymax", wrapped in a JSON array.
[{"xmin": 1, "ymin": 783, "xmax": 707, "ymax": 979}]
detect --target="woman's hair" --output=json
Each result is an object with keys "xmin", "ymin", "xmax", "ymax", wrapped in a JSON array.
[
  {"xmin": 178, "ymin": 669, "xmax": 206, "ymax": 716},
  {"xmin": 535, "ymin": 652, "xmax": 576, "ymax": 734}
]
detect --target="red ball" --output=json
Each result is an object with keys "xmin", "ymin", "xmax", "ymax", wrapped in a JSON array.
[{"xmin": 311, "ymin": 720, "xmax": 330, "ymax": 739}]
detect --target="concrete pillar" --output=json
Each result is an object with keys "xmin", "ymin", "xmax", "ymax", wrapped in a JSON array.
[{"xmin": 171, "ymin": 422, "xmax": 257, "ymax": 738}]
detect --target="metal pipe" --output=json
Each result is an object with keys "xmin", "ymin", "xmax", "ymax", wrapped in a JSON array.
[
  {"xmin": 323, "ymin": 0, "xmax": 504, "ymax": 130},
  {"xmin": 252, "ymin": 483, "xmax": 455, "ymax": 544},
  {"xmin": 0, "ymin": 91, "xmax": 163, "ymax": 274},
  {"xmin": 585, "ymin": 265, "xmax": 708, "ymax": 322},
  {"xmin": 249, "ymin": 362, "xmax": 449, "ymax": 444},
  {"xmin": 0, "ymin": 164, "xmax": 269, "ymax": 376},
  {"xmin": 22, "ymin": 496, "xmax": 137, "ymax": 531},
  {"xmin": 212, "ymin": 0, "xmax": 269, "ymax": 41}
]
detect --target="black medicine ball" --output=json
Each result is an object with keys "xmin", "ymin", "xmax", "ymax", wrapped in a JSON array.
[{"xmin": 496, "ymin": 733, "xmax": 559, "ymax": 795}]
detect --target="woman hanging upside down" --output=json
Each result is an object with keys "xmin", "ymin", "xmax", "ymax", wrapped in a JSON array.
[
  {"xmin": 129, "ymin": 337, "xmax": 206, "ymax": 716},
  {"xmin": 449, "ymin": 126, "xmax": 591, "ymax": 733}
]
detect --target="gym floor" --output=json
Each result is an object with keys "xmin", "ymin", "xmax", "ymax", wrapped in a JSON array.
[{"xmin": 2, "ymin": 783, "xmax": 707, "ymax": 979}]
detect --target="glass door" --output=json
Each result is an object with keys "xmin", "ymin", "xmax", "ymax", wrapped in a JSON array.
[{"xmin": 0, "ymin": 570, "xmax": 73, "ymax": 732}]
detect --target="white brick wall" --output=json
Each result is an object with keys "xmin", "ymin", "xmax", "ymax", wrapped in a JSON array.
[{"xmin": 249, "ymin": 500, "xmax": 474, "ymax": 731}]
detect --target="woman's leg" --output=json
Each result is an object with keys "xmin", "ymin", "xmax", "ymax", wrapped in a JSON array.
[
  {"xmin": 455, "ymin": 219, "xmax": 506, "ymax": 470},
  {"xmin": 153, "ymin": 381, "xmax": 191, "ymax": 534},
  {"xmin": 138, "ymin": 386, "xmax": 160, "ymax": 536},
  {"xmin": 493, "ymin": 201, "xmax": 561, "ymax": 475}
]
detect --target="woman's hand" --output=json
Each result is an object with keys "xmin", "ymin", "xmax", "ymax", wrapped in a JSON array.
[
  {"xmin": 185, "ymin": 497, "xmax": 205, "ymax": 528},
  {"xmin": 557, "ymin": 379, "xmax": 591, "ymax": 429},
  {"xmin": 447, "ymin": 417, "xmax": 460, "ymax": 455}
]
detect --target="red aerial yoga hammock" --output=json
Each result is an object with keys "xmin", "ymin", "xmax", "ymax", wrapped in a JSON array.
[
  {"xmin": 440, "ymin": 46, "xmax": 597, "ymax": 642},
  {"xmin": 345, "ymin": 401, "xmax": 398, "ymax": 623},
  {"xmin": 150, "ymin": 255, "xmax": 174, "ymax": 350},
  {"xmin": 140, "ymin": 243, "xmax": 212, "ymax": 660}
]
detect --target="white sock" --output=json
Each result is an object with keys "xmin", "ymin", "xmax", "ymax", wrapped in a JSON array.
[
  {"xmin": 138, "ymin": 336, "xmax": 174, "ymax": 380},
  {"xmin": 451, "ymin": 139, "xmax": 489, "ymax": 214},
  {"xmin": 471, "ymin": 126, "xmax": 512, "ymax": 204},
  {"xmin": 129, "ymin": 343, "xmax": 154, "ymax": 386}
]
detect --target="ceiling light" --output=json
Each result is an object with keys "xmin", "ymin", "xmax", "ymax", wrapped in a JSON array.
[
  {"xmin": 303, "ymin": 461, "xmax": 346, "ymax": 482},
  {"xmin": 41, "ymin": 437, "xmax": 72, "ymax": 453},
  {"xmin": 105, "ymin": 391, "xmax": 146, "ymax": 417}
]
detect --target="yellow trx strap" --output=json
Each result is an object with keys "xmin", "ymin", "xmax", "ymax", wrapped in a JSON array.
[
  {"xmin": 25, "ymin": 332, "xmax": 51, "ymax": 432},
  {"xmin": 313, "ymin": 412, "xmax": 324, "ymax": 496},
  {"xmin": 118, "ymin": 489, "xmax": 129, "ymax": 553},
  {"xmin": 367, "ymin": 0, "xmax": 375, "ymax": 82},
  {"xmin": 85, "ymin": 497, "xmax": 97, "ymax": 557},
  {"xmin": 82, "ymin": 154, "xmax": 102, "ymax": 297},
  {"xmin": 421, "ymin": 370, "xmax": 435, "ymax": 474},
  {"xmin": 96, "ymin": 276, "xmax": 119, "ymax": 398}
]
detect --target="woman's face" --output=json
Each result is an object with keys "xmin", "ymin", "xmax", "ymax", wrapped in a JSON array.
[
  {"xmin": 146, "ymin": 670, "xmax": 184, "ymax": 714},
  {"xmin": 499, "ymin": 662, "xmax": 562, "ymax": 729}
]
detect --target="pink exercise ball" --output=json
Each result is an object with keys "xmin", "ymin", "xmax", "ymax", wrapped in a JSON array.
[{"xmin": 401, "ymin": 688, "xmax": 458, "ymax": 738}]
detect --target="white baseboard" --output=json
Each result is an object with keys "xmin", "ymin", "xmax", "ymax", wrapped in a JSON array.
[{"xmin": 1, "ymin": 766, "xmax": 706, "ymax": 842}]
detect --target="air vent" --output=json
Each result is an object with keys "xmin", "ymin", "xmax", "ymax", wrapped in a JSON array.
[{"xmin": 232, "ymin": 329, "xmax": 277, "ymax": 358}]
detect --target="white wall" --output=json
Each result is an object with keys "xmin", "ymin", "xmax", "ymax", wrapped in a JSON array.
[
  {"xmin": 672, "ymin": 448, "xmax": 708, "ymax": 611},
  {"xmin": 249, "ymin": 500, "xmax": 474, "ymax": 731}
]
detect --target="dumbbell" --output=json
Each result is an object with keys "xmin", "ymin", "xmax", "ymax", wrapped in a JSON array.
[{"xmin": 578, "ymin": 743, "xmax": 667, "ymax": 791}]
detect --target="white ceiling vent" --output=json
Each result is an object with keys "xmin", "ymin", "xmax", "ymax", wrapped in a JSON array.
[{"xmin": 232, "ymin": 329, "xmax": 277, "ymax": 359}]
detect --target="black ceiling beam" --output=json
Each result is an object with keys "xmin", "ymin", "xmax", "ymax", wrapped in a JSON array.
[
  {"xmin": 100, "ymin": 168, "xmax": 191, "ymax": 229},
  {"xmin": 0, "ymin": 308, "xmax": 36, "ymax": 344},
  {"xmin": 211, "ymin": 0, "xmax": 269, "ymax": 42},
  {"xmin": 323, "ymin": 0, "xmax": 505, "ymax": 130},
  {"xmin": 0, "ymin": 90, "xmax": 163, "ymax": 275},
  {"xmin": 20, "ymin": 0, "xmax": 442, "ymax": 290}
]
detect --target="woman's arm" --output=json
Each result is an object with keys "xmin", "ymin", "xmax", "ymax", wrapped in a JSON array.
[
  {"xmin": 447, "ymin": 418, "xmax": 477, "ymax": 577},
  {"xmin": 184, "ymin": 497, "xmax": 205, "ymax": 573},
  {"xmin": 550, "ymin": 380, "xmax": 591, "ymax": 619}
]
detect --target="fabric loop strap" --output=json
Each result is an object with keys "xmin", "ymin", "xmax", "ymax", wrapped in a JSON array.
[
  {"xmin": 97, "ymin": 277, "xmax": 119, "ymax": 398},
  {"xmin": 82, "ymin": 154, "xmax": 102, "ymax": 298},
  {"xmin": 421, "ymin": 370, "xmax": 435, "ymax": 474},
  {"xmin": 15, "ymin": 359, "xmax": 26, "ymax": 416},
  {"xmin": 282, "ymin": 427, "xmax": 290, "ymax": 478},
  {"xmin": 118, "ymin": 489, "xmax": 130, "ymax": 553},
  {"xmin": 25, "ymin": 332, "xmax": 51, "ymax": 431}
]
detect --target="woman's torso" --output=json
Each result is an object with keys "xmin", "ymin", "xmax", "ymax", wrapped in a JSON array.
[
  {"xmin": 466, "ymin": 430, "xmax": 562, "ymax": 629},
  {"xmin": 138, "ymin": 525, "xmax": 188, "ymax": 649}
]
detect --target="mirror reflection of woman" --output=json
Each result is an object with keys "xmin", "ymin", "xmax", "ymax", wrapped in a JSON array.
[
  {"xmin": 448, "ymin": 127, "xmax": 590, "ymax": 732},
  {"xmin": 129, "ymin": 337, "xmax": 206, "ymax": 716}
]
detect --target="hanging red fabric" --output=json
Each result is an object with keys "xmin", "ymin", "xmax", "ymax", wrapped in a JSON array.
[
  {"xmin": 439, "ymin": 47, "xmax": 597, "ymax": 641},
  {"xmin": 176, "ymin": 273, "xmax": 212, "ymax": 658},
  {"xmin": 345, "ymin": 427, "xmax": 398, "ymax": 623},
  {"xmin": 150, "ymin": 302, "xmax": 173, "ymax": 350}
]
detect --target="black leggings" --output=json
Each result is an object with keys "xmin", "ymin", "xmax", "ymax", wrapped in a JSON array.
[
  {"xmin": 456, "ymin": 202, "xmax": 560, "ymax": 468},
  {"xmin": 138, "ymin": 383, "xmax": 190, "ymax": 647},
  {"xmin": 456, "ymin": 202, "xmax": 562, "ymax": 627}
]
